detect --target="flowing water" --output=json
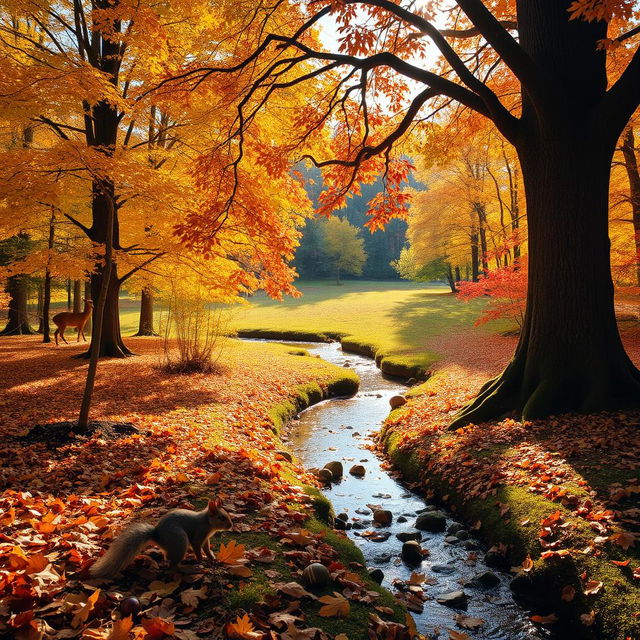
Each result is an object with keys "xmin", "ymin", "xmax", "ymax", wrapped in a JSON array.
[{"xmin": 281, "ymin": 342, "xmax": 547, "ymax": 640}]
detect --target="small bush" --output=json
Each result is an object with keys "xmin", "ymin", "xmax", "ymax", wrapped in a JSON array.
[{"xmin": 160, "ymin": 288, "xmax": 231, "ymax": 374}]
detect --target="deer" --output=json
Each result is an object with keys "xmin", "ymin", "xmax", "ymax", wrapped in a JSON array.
[{"xmin": 53, "ymin": 299, "xmax": 93, "ymax": 346}]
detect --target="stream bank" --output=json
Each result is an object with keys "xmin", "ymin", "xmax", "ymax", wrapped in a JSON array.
[
  {"xmin": 236, "ymin": 329, "xmax": 433, "ymax": 381},
  {"xmin": 280, "ymin": 341, "xmax": 548, "ymax": 640}
]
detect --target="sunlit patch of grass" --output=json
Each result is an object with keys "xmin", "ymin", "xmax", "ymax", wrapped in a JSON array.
[{"xmin": 224, "ymin": 281, "xmax": 506, "ymax": 379}]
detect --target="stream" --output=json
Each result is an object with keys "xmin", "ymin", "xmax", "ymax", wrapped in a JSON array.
[{"xmin": 281, "ymin": 342, "xmax": 548, "ymax": 640}]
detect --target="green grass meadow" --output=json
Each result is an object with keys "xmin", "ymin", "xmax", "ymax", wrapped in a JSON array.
[{"xmin": 227, "ymin": 280, "xmax": 500, "ymax": 377}]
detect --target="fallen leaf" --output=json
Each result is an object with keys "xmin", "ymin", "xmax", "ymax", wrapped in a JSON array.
[
  {"xmin": 216, "ymin": 540, "xmax": 246, "ymax": 565},
  {"xmin": 318, "ymin": 593, "xmax": 350, "ymax": 618}
]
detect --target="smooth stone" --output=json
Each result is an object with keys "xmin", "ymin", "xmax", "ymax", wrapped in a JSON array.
[
  {"xmin": 463, "ymin": 540, "xmax": 480, "ymax": 550},
  {"xmin": 317, "ymin": 469, "xmax": 333, "ymax": 484},
  {"xmin": 436, "ymin": 590, "xmax": 468, "ymax": 608},
  {"xmin": 396, "ymin": 531, "xmax": 422, "ymax": 542},
  {"xmin": 444, "ymin": 536, "xmax": 460, "ymax": 544},
  {"xmin": 476, "ymin": 571, "xmax": 500, "ymax": 588},
  {"xmin": 276, "ymin": 450, "xmax": 293, "ymax": 462},
  {"xmin": 389, "ymin": 395, "xmax": 407, "ymax": 409},
  {"xmin": 373, "ymin": 509, "xmax": 393, "ymax": 526},
  {"xmin": 401, "ymin": 541, "xmax": 423, "ymax": 564},
  {"xmin": 349, "ymin": 464, "xmax": 366, "ymax": 477},
  {"xmin": 351, "ymin": 522, "xmax": 366, "ymax": 530},
  {"xmin": 485, "ymin": 550, "xmax": 507, "ymax": 569},
  {"xmin": 323, "ymin": 461, "xmax": 343, "ymax": 478},
  {"xmin": 415, "ymin": 510, "xmax": 447, "ymax": 532},
  {"xmin": 373, "ymin": 554, "xmax": 391, "ymax": 564},
  {"xmin": 407, "ymin": 378, "xmax": 417, "ymax": 385},
  {"xmin": 455, "ymin": 530, "xmax": 470, "ymax": 541},
  {"xmin": 396, "ymin": 516, "xmax": 408, "ymax": 523},
  {"xmin": 355, "ymin": 508, "xmax": 370, "ymax": 515},
  {"xmin": 336, "ymin": 513, "xmax": 348, "ymax": 521},
  {"xmin": 431, "ymin": 564, "xmax": 456, "ymax": 575},
  {"xmin": 334, "ymin": 518, "xmax": 347, "ymax": 530},
  {"xmin": 368, "ymin": 568, "xmax": 384, "ymax": 584},
  {"xmin": 447, "ymin": 523, "xmax": 465, "ymax": 535}
]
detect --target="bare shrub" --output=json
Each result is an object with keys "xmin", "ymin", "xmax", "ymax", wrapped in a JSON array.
[{"xmin": 159, "ymin": 288, "xmax": 232, "ymax": 374}]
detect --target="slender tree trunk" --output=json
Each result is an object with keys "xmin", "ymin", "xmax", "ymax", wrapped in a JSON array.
[
  {"xmin": 76, "ymin": 0, "xmax": 130, "ymax": 359},
  {"xmin": 470, "ymin": 228, "xmax": 480, "ymax": 282},
  {"xmin": 37, "ymin": 283, "xmax": 44, "ymax": 333},
  {"xmin": 446, "ymin": 263, "xmax": 457, "ymax": 293},
  {"xmin": 66, "ymin": 279, "xmax": 71, "ymax": 309},
  {"xmin": 476, "ymin": 203, "xmax": 489, "ymax": 275},
  {"xmin": 84, "ymin": 280, "xmax": 92, "ymax": 334},
  {"xmin": 78, "ymin": 196, "xmax": 115, "ymax": 431},
  {"xmin": 133, "ymin": 287, "xmax": 156, "ymax": 336},
  {"xmin": 42, "ymin": 210, "xmax": 55, "ymax": 343},
  {"xmin": 620, "ymin": 127, "xmax": 640, "ymax": 285},
  {"xmin": 73, "ymin": 280, "xmax": 82, "ymax": 313},
  {"xmin": 0, "ymin": 276, "xmax": 35, "ymax": 335},
  {"xmin": 455, "ymin": 266, "xmax": 461, "ymax": 283}
]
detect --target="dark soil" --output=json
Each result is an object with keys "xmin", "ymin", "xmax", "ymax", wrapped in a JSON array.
[{"xmin": 20, "ymin": 420, "xmax": 139, "ymax": 447}]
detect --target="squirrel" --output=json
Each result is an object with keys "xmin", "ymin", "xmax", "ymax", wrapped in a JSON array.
[{"xmin": 89, "ymin": 499, "xmax": 233, "ymax": 578}]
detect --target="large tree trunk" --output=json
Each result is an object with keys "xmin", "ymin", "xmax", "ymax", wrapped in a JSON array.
[
  {"xmin": 75, "ymin": 263, "xmax": 132, "ymax": 358},
  {"xmin": 76, "ymin": 0, "xmax": 129, "ymax": 359},
  {"xmin": 452, "ymin": 1, "xmax": 640, "ymax": 426},
  {"xmin": 133, "ymin": 287, "xmax": 156, "ymax": 336},
  {"xmin": 0, "ymin": 276, "xmax": 34, "ymax": 335}
]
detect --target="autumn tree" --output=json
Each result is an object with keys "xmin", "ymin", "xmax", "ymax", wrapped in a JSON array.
[
  {"xmin": 174, "ymin": 0, "xmax": 640, "ymax": 425},
  {"xmin": 321, "ymin": 217, "xmax": 366, "ymax": 284},
  {"xmin": 0, "ymin": 1, "xmax": 310, "ymax": 359}
]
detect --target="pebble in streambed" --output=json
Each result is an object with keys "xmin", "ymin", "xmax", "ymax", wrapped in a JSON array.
[{"xmin": 284, "ymin": 342, "xmax": 548, "ymax": 640}]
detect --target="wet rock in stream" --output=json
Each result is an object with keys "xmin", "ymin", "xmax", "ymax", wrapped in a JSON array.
[
  {"xmin": 436, "ymin": 590, "xmax": 468, "ymax": 609},
  {"xmin": 415, "ymin": 510, "xmax": 447, "ymax": 532},
  {"xmin": 349, "ymin": 464, "xmax": 366, "ymax": 477},
  {"xmin": 401, "ymin": 540, "xmax": 424, "ymax": 564}
]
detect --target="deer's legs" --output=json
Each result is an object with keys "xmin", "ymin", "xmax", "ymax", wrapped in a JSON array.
[
  {"xmin": 59, "ymin": 328, "xmax": 68, "ymax": 344},
  {"xmin": 79, "ymin": 327, "xmax": 86, "ymax": 342},
  {"xmin": 54, "ymin": 329, "xmax": 59, "ymax": 346}
]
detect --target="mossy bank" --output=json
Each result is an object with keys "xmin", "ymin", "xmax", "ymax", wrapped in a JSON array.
[{"xmin": 380, "ymin": 387, "xmax": 640, "ymax": 640}]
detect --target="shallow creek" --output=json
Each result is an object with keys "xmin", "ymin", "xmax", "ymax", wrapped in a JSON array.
[{"xmin": 282, "ymin": 342, "xmax": 547, "ymax": 640}]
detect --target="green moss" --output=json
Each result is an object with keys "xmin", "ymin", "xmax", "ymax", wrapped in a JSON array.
[
  {"xmin": 302, "ymin": 485, "xmax": 335, "ymax": 525},
  {"xmin": 236, "ymin": 328, "xmax": 343, "ymax": 342},
  {"xmin": 218, "ymin": 531, "xmax": 293, "ymax": 611},
  {"xmin": 381, "ymin": 424, "xmax": 640, "ymax": 639},
  {"xmin": 268, "ymin": 372, "xmax": 359, "ymax": 434},
  {"xmin": 304, "ymin": 518, "xmax": 406, "ymax": 640},
  {"xmin": 378, "ymin": 426, "xmax": 421, "ymax": 483}
]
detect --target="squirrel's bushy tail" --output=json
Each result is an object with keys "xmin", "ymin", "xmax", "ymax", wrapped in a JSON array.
[{"xmin": 90, "ymin": 522, "xmax": 155, "ymax": 578}]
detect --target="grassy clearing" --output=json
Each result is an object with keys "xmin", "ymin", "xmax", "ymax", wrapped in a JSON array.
[{"xmin": 230, "ymin": 280, "xmax": 503, "ymax": 379}]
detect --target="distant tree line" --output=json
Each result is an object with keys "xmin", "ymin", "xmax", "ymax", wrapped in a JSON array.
[{"xmin": 294, "ymin": 166, "xmax": 410, "ymax": 280}]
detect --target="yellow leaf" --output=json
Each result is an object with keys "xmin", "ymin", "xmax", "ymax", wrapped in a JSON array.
[
  {"xmin": 108, "ymin": 616, "xmax": 134, "ymax": 640},
  {"xmin": 226, "ymin": 614, "xmax": 262, "ymax": 639},
  {"xmin": 318, "ymin": 593, "xmax": 350, "ymax": 618},
  {"xmin": 72, "ymin": 589, "xmax": 101, "ymax": 628},
  {"xmin": 215, "ymin": 540, "xmax": 246, "ymax": 565}
]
